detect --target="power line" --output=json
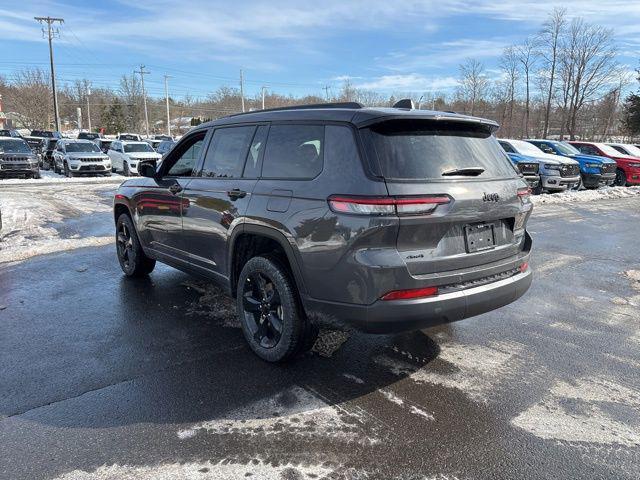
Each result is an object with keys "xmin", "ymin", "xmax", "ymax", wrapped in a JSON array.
[{"xmin": 34, "ymin": 16, "xmax": 64, "ymax": 131}]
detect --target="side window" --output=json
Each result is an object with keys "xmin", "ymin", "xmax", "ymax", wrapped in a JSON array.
[
  {"xmin": 262, "ymin": 124, "xmax": 324, "ymax": 179},
  {"xmin": 200, "ymin": 126, "xmax": 255, "ymax": 178},
  {"xmin": 499, "ymin": 141, "xmax": 515, "ymax": 154},
  {"xmin": 166, "ymin": 134, "xmax": 205, "ymax": 177},
  {"xmin": 538, "ymin": 143, "xmax": 554, "ymax": 154},
  {"xmin": 243, "ymin": 125, "xmax": 268, "ymax": 178},
  {"xmin": 579, "ymin": 145, "xmax": 597, "ymax": 155}
]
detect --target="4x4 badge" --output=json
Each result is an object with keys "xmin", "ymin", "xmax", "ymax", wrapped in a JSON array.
[{"xmin": 483, "ymin": 192, "xmax": 500, "ymax": 202}]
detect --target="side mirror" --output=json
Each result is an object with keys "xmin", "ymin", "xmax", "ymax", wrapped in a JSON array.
[{"xmin": 139, "ymin": 162, "xmax": 156, "ymax": 178}]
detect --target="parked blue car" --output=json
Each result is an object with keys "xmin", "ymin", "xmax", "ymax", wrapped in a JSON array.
[
  {"xmin": 526, "ymin": 139, "xmax": 617, "ymax": 189},
  {"xmin": 504, "ymin": 151, "xmax": 541, "ymax": 191}
]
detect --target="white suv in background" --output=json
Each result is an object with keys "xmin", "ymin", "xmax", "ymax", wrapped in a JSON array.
[{"xmin": 108, "ymin": 140, "xmax": 162, "ymax": 176}]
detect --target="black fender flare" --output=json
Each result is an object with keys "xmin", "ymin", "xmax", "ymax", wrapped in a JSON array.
[{"xmin": 228, "ymin": 222, "xmax": 307, "ymax": 297}]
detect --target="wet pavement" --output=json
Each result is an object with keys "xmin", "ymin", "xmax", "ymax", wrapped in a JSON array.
[{"xmin": 1, "ymin": 197, "xmax": 639, "ymax": 479}]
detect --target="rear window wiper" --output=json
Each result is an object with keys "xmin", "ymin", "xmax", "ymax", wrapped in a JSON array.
[{"xmin": 441, "ymin": 167, "xmax": 485, "ymax": 176}]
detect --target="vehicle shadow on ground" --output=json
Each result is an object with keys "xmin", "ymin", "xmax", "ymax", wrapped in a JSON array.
[{"xmin": 3, "ymin": 260, "xmax": 442, "ymax": 433}]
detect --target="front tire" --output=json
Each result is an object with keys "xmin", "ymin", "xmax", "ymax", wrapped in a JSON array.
[
  {"xmin": 123, "ymin": 161, "xmax": 130, "ymax": 177},
  {"xmin": 116, "ymin": 213, "xmax": 156, "ymax": 277},
  {"xmin": 237, "ymin": 256, "xmax": 308, "ymax": 362},
  {"xmin": 64, "ymin": 162, "xmax": 73, "ymax": 177},
  {"xmin": 614, "ymin": 169, "xmax": 627, "ymax": 187}
]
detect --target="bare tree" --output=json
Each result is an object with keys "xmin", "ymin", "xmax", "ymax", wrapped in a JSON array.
[
  {"xmin": 499, "ymin": 47, "xmax": 520, "ymax": 137},
  {"xmin": 560, "ymin": 18, "xmax": 619, "ymax": 139},
  {"xmin": 458, "ymin": 58, "xmax": 488, "ymax": 116},
  {"xmin": 8, "ymin": 68, "xmax": 52, "ymax": 129},
  {"xmin": 516, "ymin": 38, "xmax": 537, "ymax": 138},
  {"xmin": 538, "ymin": 8, "xmax": 566, "ymax": 138}
]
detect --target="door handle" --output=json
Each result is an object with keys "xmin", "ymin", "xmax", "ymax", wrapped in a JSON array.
[
  {"xmin": 168, "ymin": 183, "xmax": 183, "ymax": 195},
  {"xmin": 227, "ymin": 188, "xmax": 247, "ymax": 200}
]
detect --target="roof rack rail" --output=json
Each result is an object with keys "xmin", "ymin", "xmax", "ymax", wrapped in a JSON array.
[{"xmin": 227, "ymin": 101, "xmax": 364, "ymax": 117}]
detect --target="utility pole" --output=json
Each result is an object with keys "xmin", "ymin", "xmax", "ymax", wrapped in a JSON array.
[
  {"xmin": 135, "ymin": 65, "xmax": 150, "ymax": 136},
  {"xmin": 76, "ymin": 107, "xmax": 82, "ymax": 130},
  {"xmin": 164, "ymin": 75, "xmax": 172, "ymax": 137},
  {"xmin": 239, "ymin": 69, "xmax": 245, "ymax": 112},
  {"xmin": 86, "ymin": 87, "xmax": 92, "ymax": 131},
  {"xmin": 261, "ymin": 86, "xmax": 267, "ymax": 110},
  {"xmin": 35, "ymin": 16, "xmax": 64, "ymax": 132},
  {"xmin": 322, "ymin": 85, "xmax": 331, "ymax": 101}
]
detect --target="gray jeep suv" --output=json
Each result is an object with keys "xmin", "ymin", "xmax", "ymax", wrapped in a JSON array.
[{"xmin": 113, "ymin": 101, "xmax": 533, "ymax": 362}]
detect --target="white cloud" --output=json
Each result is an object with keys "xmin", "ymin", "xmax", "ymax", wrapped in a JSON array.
[{"xmin": 355, "ymin": 74, "xmax": 459, "ymax": 92}]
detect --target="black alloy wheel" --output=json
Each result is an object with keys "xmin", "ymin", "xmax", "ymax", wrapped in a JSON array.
[
  {"xmin": 242, "ymin": 272, "xmax": 284, "ymax": 349},
  {"xmin": 115, "ymin": 213, "xmax": 156, "ymax": 276}
]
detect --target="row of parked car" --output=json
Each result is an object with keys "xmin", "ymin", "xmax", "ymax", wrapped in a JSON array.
[
  {"xmin": 500, "ymin": 138, "xmax": 640, "ymax": 193},
  {"xmin": 1, "ymin": 126, "xmax": 639, "ymax": 188},
  {"xmin": 0, "ymin": 129, "xmax": 177, "ymax": 178}
]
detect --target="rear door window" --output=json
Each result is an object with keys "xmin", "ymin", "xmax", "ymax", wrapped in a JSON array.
[
  {"xmin": 365, "ymin": 120, "xmax": 516, "ymax": 180},
  {"xmin": 200, "ymin": 126, "xmax": 256, "ymax": 178},
  {"xmin": 262, "ymin": 125, "xmax": 324, "ymax": 179}
]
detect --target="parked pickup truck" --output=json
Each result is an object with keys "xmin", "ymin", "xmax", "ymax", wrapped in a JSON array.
[
  {"xmin": 569, "ymin": 141, "xmax": 640, "ymax": 187},
  {"xmin": 526, "ymin": 139, "xmax": 616, "ymax": 189},
  {"xmin": 503, "ymin": 152, "xmax": 540, "ymax": 190},
  {"xmin": 499, "ymin": 139, "xmax": 580, "ymax": 193}
]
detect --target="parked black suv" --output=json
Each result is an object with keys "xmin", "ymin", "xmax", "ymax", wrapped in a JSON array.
[{"xmin": 113, "ymin": 101, "xmax": 533, "ymax": 361}]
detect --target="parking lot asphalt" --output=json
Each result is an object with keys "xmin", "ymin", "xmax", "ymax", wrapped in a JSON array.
[{"xmin": 1, "ymin": 197, "xmax": 640, "ymax": 480}]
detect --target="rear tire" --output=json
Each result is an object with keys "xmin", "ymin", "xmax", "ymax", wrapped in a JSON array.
[
  {"xmin": 237, "ymin": 255, "xmax": 308, "ymax": 362},
  {"xmin": 614, "ymin": 169, "xmax": 627, "ymax": 187},
  {"xmin": 116, "ymin": 213, "xmax": 156, "ymax": 277}
]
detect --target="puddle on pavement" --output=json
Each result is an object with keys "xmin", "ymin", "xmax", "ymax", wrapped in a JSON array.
[{"xmin": 45, "ymin": 211, "xmax": 113, "ymax": 239}]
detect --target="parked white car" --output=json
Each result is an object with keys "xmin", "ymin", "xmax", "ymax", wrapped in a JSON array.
[
  {"xmin": 499, "ymin": 139, "xmax": 581, "ymax": 192},
  {"xmin": 116, "ymin": 133, "xmax": 143, "ymax": 142},
  {"xmin": 52, "ymin": 139, "xmax": 111, "ymax": 177},
  {"xmin": 108, "ymin": 140, "xmax": 161, "ymax": 176}
]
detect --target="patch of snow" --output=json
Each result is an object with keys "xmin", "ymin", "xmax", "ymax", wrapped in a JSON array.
[
  {"xmin": 0, "ymin": 183, "xmax": 116, "ymax": 263},
  {"xmin": 0, "ymin": 170, "xmax": 125, "ymax": 186},
  {"xmin": 176, "ymin": 385, "xmax": 378, "ymax": 445},
  {"xmin": 511, "ymin": 376, "xmax": 640, "ymax": 447},
  {"xmin": 53, "ymin": 459, "xmax": 335, "ymax": 480},
  {"xmin": 380, "ymin": 389, "xmax": 404, "ymax": 405},
  {"xmin": 376, "ymin": 341, "xmax": 526, "ymax": 403},
  {"xmin": 342, "ymin": 373, "xmax": 365, "ymax": 384},
  {"xmin": 409, "ymin": 405, "xmax": 435, "ymax": 420},
  {"xmin": 531, "ymin": 186, "xmax": 640, "ymax": 206}
]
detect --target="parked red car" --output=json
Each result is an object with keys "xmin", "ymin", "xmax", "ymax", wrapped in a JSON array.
[{"xmin": 568, "ymin": 141, "xmax": 640, "ymax": 186}]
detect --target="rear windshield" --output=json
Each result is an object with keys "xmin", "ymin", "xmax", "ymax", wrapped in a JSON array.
[{"xmin": 366, "ymin": 120, "xmax": 516, "ymax": 180}]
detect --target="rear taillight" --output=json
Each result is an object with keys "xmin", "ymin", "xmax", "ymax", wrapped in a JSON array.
[
  {"xmin": 381, "ymin": 286, "xmax": 439, "ymax": 301},
  {"xmin": 517, "ymin": 187, "xmax": 531, "ymax": 199},
  {"xmin": 328, "ymin": 195, "xmax": 450, "ymax": 216}
]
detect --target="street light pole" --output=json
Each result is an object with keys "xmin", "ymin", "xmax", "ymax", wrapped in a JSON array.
[
  {"xmin": 240, "ymin": 69, "xmax": 245, "ymax": 112},
  {"xmin": 261, "ymin": 86, "xmax": 267, "ymax": 110},
  {"xmin": 34, "ymin": 16, "xmax": 64, "ymax": 132}
]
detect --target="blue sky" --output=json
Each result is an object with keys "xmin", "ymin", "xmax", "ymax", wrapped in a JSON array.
[{"xmin": 1, "ymin": 1, "xmax": 639, "ymax": 100}]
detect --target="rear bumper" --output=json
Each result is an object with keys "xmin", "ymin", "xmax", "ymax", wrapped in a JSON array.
[
  {"xmin": 583, "ymin": 172, "xmax": 615, "ymax": 188},
  {"xmin": 303, "ymin": 263, "xmax": 532, "ymax": 334}
]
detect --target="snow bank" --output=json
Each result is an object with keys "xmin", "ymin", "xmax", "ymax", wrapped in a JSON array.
[
  {"xmin": 531, "ymin": 186, "xmax": 640, "ymax": 205},
  {"xmin": 0, "ymin": 170, "xmax": 125, "ymax": 186}
]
